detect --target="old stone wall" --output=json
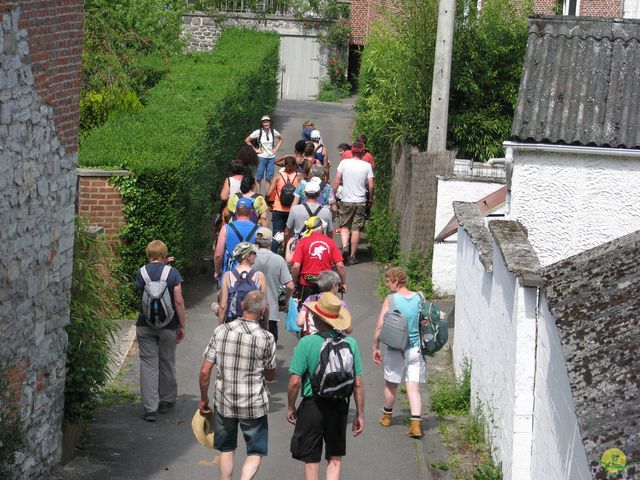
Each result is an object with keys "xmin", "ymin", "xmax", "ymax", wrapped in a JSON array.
[
  {"xmin": 76, "ymin": 169, "xmax": 128, "ymax": 243},
  {"xmin": 389, "ymin": 145, "xmax": 454, "ymax": 253},
  {"xmin": 0, "ymin": 2, "xmax": 82, "ymax": 478}
]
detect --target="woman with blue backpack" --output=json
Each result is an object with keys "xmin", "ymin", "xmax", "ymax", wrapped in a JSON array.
[{"xmin": 218, "ymin": 242, "xmax": 268, "ymax": 328}]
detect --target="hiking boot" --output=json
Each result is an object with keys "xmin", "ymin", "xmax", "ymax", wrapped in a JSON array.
[
  {"xmin": 379, "ymin": 412, "xmax": 392, "ymax": 427},
  {"xmin": 158, "ymin": 401, "xmax": 175, "ymax": 414},
  {"xmin": 342, "ymin": 248, "xmax": 349, "ymax": 259},
  {"xmin": 347, "ymin": 256, "xmax": 358, "ymax": 265},
  {"xmin": 142, "ymin": 411, "xmax": 157, "ymax": 422},
  {"xmin": 406, "ymin": 419, "xmax": 423, "ymax": 438}
]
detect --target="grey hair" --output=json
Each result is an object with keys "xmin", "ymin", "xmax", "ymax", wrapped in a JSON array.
[
  {"xmin": 242, "ymin": 290, "xmax": 266, "ymax": 315},
  {"xmin": 310, "ymin": 164, "xmax": 324, "ymax": 179},
  {"xmin": 317, "ymin": 270, "xmax": 341, "ymax": 292},
  {"xmin": 255, "ymin": 236, "xmax": 271, "ymax": 248}
]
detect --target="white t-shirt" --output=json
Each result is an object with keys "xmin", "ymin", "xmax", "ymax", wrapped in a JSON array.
[
  {"xmin": 250, "ymin": 128, "xmax": 281, "ymax": 159},
  {"xmin": 337, "ymin": 158, "xmax": 374, "ymax": 203}
]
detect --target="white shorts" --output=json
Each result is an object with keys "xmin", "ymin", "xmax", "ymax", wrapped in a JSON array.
[{"xmin": 383, "ymin": 346, "xmax": 426, "ymax": 384}]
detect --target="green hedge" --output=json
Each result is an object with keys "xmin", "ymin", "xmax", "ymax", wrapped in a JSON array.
[{"xmin": 79, "ymin": 28, "xmax": 280, "ymax": 306}]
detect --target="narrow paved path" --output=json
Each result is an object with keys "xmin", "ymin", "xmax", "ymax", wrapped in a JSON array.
[{"xmin": 71, "ymin": 99, "xmax": 435, "ymax": 480}]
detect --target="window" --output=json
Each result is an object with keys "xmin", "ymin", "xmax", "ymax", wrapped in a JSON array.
[{"xmin": 564, "ymin": 0, "xmax": 579, "ymax": 15}]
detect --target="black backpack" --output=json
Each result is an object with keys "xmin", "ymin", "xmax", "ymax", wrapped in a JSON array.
[
  {"xmin": 311, "ymin": 331, "xmax": 355, "ymax": 399},
  {"xmin": 279, "ymin": 173, "xmax": 296, "ymax": 207}
]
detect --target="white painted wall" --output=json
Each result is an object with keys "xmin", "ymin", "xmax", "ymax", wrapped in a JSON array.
[
  {"xmin": 532, "ymin": 297, "xmax": 591, "ymax": 480},
  {"xmin": 509, "ymin": 146, "xmax": 640, "ymax": 266},
  {"xmin": 624, "ymin": 0, "xmax": 640, "ymax": 17},
  {"xmin": 433, "ymin": 178, "xmax": 504, "ymax": 295},
  {"xmin": 454, "ymin": 223, "xmax": 591, "ymax": 479}
]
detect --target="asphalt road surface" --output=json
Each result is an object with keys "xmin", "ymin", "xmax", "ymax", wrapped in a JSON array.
[{"xmin": 67, "ymin": 99, "xmax": 435, "ymax": 480}]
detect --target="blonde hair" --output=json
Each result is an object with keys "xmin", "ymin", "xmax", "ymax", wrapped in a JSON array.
[
  {"xmin": 146, "ymin": 240, "xmax": 168, "ymax": 261},
  {"xmin": 385, "ymin": 266, "xmax": 408, "ymax": 287}
]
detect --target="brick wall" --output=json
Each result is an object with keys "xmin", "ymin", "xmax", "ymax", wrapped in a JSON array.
[
  {"xmin": 76, "ymin": 170, "xmax": 128, "ymax": 242},
  {"xmin": 532, "ymin": 0, "xmax": 623, "ymax": 15},
  {"xmin": 349, "ymin": 0, "xmax": 395, "ymax": 45},
  {"xmin": 1, "ymin": 2, "xmax": 83, "ymax": 478}
]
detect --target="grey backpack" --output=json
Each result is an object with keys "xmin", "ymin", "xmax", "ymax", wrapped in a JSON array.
[
  {"xmin": 379, "ymin": 294, "xmax": 409, "ymax": 350},
  {"xmin": 140, "ymin": 265, "xmax": 175, "ymax": 329}
]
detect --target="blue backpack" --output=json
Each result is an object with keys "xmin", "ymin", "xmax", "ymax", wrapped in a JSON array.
[{"xmin": 226, "ymin": 269, "xmax": 260, "ymax": 321}]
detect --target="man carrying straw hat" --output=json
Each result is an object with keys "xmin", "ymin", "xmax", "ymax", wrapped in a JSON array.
[
  {"xmin": 287, "ymin": 292, "xmax": 365, "ymax": 480},
  {"xmin": 199, "ymin": 290, "xmax": 276, "ymax": 480}
]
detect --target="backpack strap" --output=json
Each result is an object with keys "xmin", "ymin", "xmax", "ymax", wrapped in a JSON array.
[
  {"xmin": 227, "ymin": 222, "xmax": 243, "ymax": 242},
  {"xmin": 160, "ymin": 265, "xmax": 171, "ymax": 282},
  {"xmin": 140, "ymin": 266, "xmax": 152, "ymax": 284},
  {"xmin": 387, "ymin": 293, "xmax": 396, "ymax": 312},
  {"xmin": 304, "ymin": 203, "xmax": 312, "ymax": 216},
  {"xmin": 244, "ymin": 223, "xmax": 259, "ymax": 241}
]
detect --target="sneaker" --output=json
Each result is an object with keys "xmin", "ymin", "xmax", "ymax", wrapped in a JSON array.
[
  {"xmin": 347, "ymin": 256, "xmax": 358, "ymax": 265},
  {"xmin": 158, "ymin": 401, "xmax": 175, "ymax": 414},
  {"xmin": 142, "ymin": 411, "xmax": 157, "ymax": 422},
  {"xmin": 379, "ymin": 411, "xmax": 392, "ymax": 427}
]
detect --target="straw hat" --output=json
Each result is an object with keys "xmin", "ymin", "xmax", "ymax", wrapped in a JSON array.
[
  {"xmin": 191, "ymin": 409, "xmax": 214, "ymax": 450},
  {"xmin": 304, "ymin": 292, "xmax": 351, "ymax": 331}
]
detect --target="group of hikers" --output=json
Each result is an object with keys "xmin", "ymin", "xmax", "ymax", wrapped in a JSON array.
[{"xmin": 133, "ymin": 115, "xmax": 434, "ymax": 480}]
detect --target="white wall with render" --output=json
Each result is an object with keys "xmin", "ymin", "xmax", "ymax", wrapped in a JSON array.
[
  {"xmin": 454, "ymin": 223, "xmax": 591, "ymax": 480},
  {"xmin": 432, "ymin": 178, "xmax": 504, "ymax": 295},
  {"xmin": 531, "ymin": 297, "xmax": 591, "ymax": 480},
  {"xmin": 507, "ymin": 143, "xmax": 640, "ymax": 267}
]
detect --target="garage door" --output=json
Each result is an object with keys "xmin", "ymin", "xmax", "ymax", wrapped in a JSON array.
[{"xmin": 279, "ymin": 36, "xmax": 320, "ymax": 100}]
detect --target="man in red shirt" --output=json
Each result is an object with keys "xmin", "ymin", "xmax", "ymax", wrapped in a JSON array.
[{"xmin": 291, "ymin": 216, "xmax": 347, "ymax": 301}]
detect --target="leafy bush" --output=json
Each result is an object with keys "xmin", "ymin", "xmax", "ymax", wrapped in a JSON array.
[
  {"xmin": 430, "ymin": 361, "xmax": 471, "ymax": 415},
  {"xmin": 367, "ymin": 203, "xmax": 400, "ymax": 263},
  {"xmin": 64, "ymin": 219, "xmax": 118, "ymax": 426},
  {"xmin": 0, "ymin": 358, "xmax": 25, "ymax": 479},
  {"xmin": 317, "ymin": 80, "xmax": 351, "ymax": 102},
  {"xmin": 79, "ymin": 29, "xmax": 279, "ymax": 307}
]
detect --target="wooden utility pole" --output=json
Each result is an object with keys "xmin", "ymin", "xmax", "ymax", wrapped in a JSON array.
[{"xmin": 427, "ymin": 0, "xmax": 456, "ymax": 153}]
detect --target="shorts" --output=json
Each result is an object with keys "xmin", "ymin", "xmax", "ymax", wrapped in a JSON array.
[
  {"xmin": 290, "ymin": 397, "xmax": 349, "ymax": 463},
  {"xmin": 383, "ymin": 346, "xmax": 426, "ymax": 384},
  {"xmin": 214, "ymin": 409, "xmax": 269, "ymax": 456},
  {"xmin": 338, "ymin": 202, "xmax": 367, "ymax": 232},
  {"xmin": 256, "ymin": 156, "xmax": 275, "ymax": 181}
]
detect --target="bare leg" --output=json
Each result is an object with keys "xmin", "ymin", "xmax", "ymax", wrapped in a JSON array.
[
  {"xmin": 326, "ymin": 456, "xmax": 343, "ymax": 480},
  {"xmin": 340, "ymin": 227, "xmax": 349, "ymax": 251},
  {"xmin": 219, "ymin": 451, "xmax": 235, "ymax": 480},
  {"xmin": 240, "ymin": 455, "xmax": 262, "ymax": 480},
  {"xmin": 349, "ymin": 231, "xmax": 361, "ymax": 258},
  {"xmin": 406, "ymin": 381, "xmax": 422, "ymax": 417},
  {"xmin": 305, "ymin": 462, "xmax": 320, "ymax": 480},
  {"xmin": 383, "ymin": 380, "xmax": 399, "ymax": 410}
]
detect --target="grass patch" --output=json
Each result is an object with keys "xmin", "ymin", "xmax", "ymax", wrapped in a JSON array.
[
  {"xmin": 430, "ymin": 362, "xmax": 471, "ymax": 416},
  {"xmin": 98, "ymin": 383, "xmax": 140, "ymax": 409},
  {"xmin": 317, "ymin": 80, "xmax": 350, "ymax": 102}
]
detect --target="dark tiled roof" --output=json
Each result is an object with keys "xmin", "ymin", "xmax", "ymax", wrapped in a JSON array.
[
  {"xmin": 511, "ymin": 16, "xmax": 640, "ymax": 149},
  {"xmin": 543, "ymin": 230, "xmax": 640, "ymax": 477}
]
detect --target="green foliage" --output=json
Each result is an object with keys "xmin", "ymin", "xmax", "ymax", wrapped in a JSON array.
[
  {"xmin": 317, "ymin": 79, "xmax": 351, "ymax": 102},
  {"xmin": 65, "ymin": 219, "xmax": 118, "ymax": 426},
  {"xmin": 0, "ymin": 358, "xmax": 25, "ymax": 480},
  {"xmin": 473, "ymin": 463, "xmax": 503, "ymax": 480},
  {"xmin": 367, "ymin": 203, "xmax": 400, "ymax": 263},
  {"xmin": 355, "ymin": 0, "xmax": 530, "ymax": 163},
  {"xmin": 81, "ymin": 0, "xmax": 184, "ymax": 133},
  {"xmin": 430, "ymin": 361, "xmax": 471, "ymax": 416},
  {"xmin": 80, "ymin": 29, "xmax": 280, "ymax": 307}
]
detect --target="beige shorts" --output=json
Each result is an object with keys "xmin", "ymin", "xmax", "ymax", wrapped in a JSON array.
[
  {"xmin": 383, "ymin": 346, "xmax": 426, "ymax": 383},
  {"xmin": 338, "ymin": 202, "xmax": 367, "ymax": 231}
]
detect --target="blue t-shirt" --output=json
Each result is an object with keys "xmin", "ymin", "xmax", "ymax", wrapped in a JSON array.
[
  {"xmin": 294, "ymin": 180, "xmax": 332, "ymax": 205},
  {"xmin": 223, "ymin": 220, "xmax": 259, "ymax": 273},
  {"xmin": 393, "ymin": 293, "xmax": 421, "ymax": 349},
  {"xmin": 136, "ymin": 263, "xmax": 183, "ymax": 329}
]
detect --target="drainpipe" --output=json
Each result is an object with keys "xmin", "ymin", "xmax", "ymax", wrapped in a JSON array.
[{"xmin": 486, "ymin": 147, "xmax": 513, "ymax": 215}]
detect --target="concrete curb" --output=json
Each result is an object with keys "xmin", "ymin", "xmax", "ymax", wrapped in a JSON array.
[{"xmin": 107, "ymin": 319, "xmax": 136, "ymax": 383}]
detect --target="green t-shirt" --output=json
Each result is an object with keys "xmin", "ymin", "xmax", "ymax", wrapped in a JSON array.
[{"xmin": 289, "ymin": 329, "xmax": 363, "ymax": 397}]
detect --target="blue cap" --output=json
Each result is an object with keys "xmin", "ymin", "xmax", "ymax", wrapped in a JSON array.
[{"xmin": 237, "ymin": 197, "xmax": 253, "ymax": 210}]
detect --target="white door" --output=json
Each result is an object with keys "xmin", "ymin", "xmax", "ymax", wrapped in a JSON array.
[{"xmin": 279, "ymin": 36, "xmax": 320, "ymax": 100}]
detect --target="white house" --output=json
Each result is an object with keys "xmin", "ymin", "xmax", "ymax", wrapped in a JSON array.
[{"xmin": 453, "ymin": 15, "xmax": 640, "ymax": 480}]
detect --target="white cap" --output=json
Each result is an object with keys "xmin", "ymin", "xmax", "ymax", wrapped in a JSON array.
[
  {"xmin": 310, "ymin": 129, "xmax": 321, "ymax": 140},
  {"xmin": 305, "ymin": 180, "xmax": 321, "ymax": 194}
]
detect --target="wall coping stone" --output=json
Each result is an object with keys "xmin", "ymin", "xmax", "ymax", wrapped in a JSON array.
[
  {"xmin": 488, "ymin": 220, "xmax": 542, "ymax": 287},
  {"xmin": 438, "ymin": 175, "xmax": 506, "ymax": 184},
  {"xmin": 77, "ymin": 168, "xmax": 130, "ymax": 177},
  {"xmin": 184, "ymin": 11, "xmax": 329, "ymax": 25},
  {"xmin": 453, "ymin": 201, "xmax": 493, "ymax": 271}
]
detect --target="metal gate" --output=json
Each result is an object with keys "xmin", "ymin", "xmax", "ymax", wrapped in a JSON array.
[{"xmin": 279, "ymin": 36, "xmax": 320, "ymax": 100}]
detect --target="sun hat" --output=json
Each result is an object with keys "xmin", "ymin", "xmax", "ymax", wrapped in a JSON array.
[
  {"xmin": 261, "ymin": 115, "xmax": 271, "ymax": 122},
  {"xmin": 304, "ymin": 292, "xmax": 351, "ymax": 331},
  {"xmin": 233, "ymin": 241, "xmax": 258, "ymax": 260},
  {"xmin": 236, "ymin": 197, "xmax": 254, "ymax": 210},
  {"xmin": 310, "ymin": 129, "xmax": 321, "ymax": 140},
  {"xmin": 191, "ymin": 409, "xmax": 214, "ymax": 450},
  {"xmin": 255, "ymin": 226, "xmax": 273, "ymax": 243},
  {"xmin": 304, "ymin": 180, "xmax": 321, "ymax": 194}
]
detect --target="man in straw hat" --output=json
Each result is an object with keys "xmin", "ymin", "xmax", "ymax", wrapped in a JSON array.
[
  {"xmin": 287, "ymin": 292, "xmax": 364, "ymax": 480},
  {"xmin": 199, "ymin": 290, "xmax": 276, "ymax": 480}
]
